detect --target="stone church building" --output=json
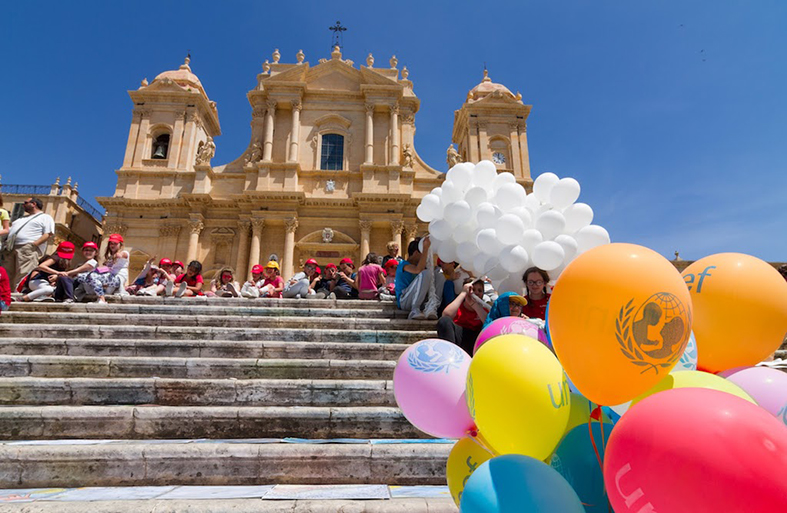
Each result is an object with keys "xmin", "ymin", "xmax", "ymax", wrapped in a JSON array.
[{"xmin": 98, "ymin": 47, "xmax": 533, "ymax": 279}]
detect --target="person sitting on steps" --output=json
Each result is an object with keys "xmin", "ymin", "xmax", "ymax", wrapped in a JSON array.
[
  {"xmin": 283, "ymin": 258, "xmax": 318, "ymax": 298},
  {"xmin": 174, "ymin": 260, "xmax": 204, "ymax": 297},
  {"xmin": 395, "ymin": 236, "xmax": 440, "ymax": 320}
]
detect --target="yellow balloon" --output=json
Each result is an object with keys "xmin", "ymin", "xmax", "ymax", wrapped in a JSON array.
[
  {"xmin": 466, "ymin": 334, "xmax": 570, "ymax": 459},
  {"xmin": 630, "ymin": 370, "xmax": 757, "ymax": 408},
  {"xmin": 445, "ymin": 436, "xmax": 494, "ymax": 506},
  {"xmin": 565, "ymin": 392, "xmax": 596, "ymax": 434}
]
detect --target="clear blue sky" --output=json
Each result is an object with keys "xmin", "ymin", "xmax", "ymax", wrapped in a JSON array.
[{"xmin": 2, "ymin": 1, "xmax": 785, "ymax": 261}]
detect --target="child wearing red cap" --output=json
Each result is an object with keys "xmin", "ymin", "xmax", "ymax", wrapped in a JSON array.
[
  {"xmin": 283, "ymin": 258, "xmax": 318, "ymax": 298},
  {"xmin": 382, "ymin": 258, "xmax": 399, "ymax": 299},
  {"xmin": 356, "ymin": 252, "xmax": 386, "ymax": 300},
  {"xmin": 259, "ymin": 261, "xmax": 284, "ymax": 298},
  {"xmin": 76, "ymin": 233, "xmax": 129, "ymax": 303},
  {"xmin": 55, "ymin": 241, "xmax": 99, "ymax": 302},
  {"xmin": 21, "ymin": 241, "xmax": 76, "ymax": 302},
  {"xmin": 241, "ymin": 264, "xmax": 265, "ymax": 298},
  {"xmin": 313, "ymin": 263, "xmax": 337, "ymax": 299},
  {"xmin": 333, "ymin": 257, "xmax": 357, "ymax": 299}
]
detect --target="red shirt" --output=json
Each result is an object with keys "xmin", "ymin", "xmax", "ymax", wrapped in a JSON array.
[
  {"xmin": 455, "ymin": 301, "xmax": 483, "ymax": 332},
  {"xmin": 175, "ymin": 273, "xmax": 204, "ymax": 287},
  {"xmin": 0, "ymin": 266, "xmax": 11, "ymax": 307},
  {"xmin": 522, "ymin": 294, "xmax": 550, "ymax": 320}
]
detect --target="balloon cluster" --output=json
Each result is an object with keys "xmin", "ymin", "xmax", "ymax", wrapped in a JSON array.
[
  {"xmin": 416, "ymin": 161, "xmax": 610, "ymax": 291},
  {"xmin": 393, "ymin": 243, "xmax": 787, "ymax": 512}
]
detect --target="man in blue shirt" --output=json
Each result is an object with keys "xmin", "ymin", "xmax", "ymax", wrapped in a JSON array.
[{"xmin": 395, "ymin": 236, "xmax": 439, "ymax": 320}]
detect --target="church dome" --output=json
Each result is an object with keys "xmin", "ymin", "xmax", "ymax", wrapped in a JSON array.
[
  {"xmin": 467, "ymin": 70, "xmax": 516, "ymax": 102},
  {"xmin": 153, "ymin": 57, "xmax": 208, "ymax": 98}
]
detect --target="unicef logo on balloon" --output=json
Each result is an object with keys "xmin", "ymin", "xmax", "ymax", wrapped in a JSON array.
[
  {"xmin": 615, "ymin": 292, "xmax": 691, "ymax": 374},
  {"xmin": 408, "ymin": 339, "xmax": 466, "ymax": 374}
]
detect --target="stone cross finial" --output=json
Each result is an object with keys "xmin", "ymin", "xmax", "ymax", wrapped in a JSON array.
[
  {"xmin": 366, "ymin": 53, "xmax": 374, "ymax": 68},
  {"xmin": 296, "ymin": 49, "xmax": 305, "ymax": 64},
  {"xmin": 390, "ymin": 55, "xmax": 398, "ymax": 69},
  {"xmin": 272, "ymin": 49, "xmax": 281, "ymax": 63}
]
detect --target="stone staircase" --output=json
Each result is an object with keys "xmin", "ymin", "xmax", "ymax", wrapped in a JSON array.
[{"xmin": 0, "ymin": 297, "xmax": 457, "ymax": 511}]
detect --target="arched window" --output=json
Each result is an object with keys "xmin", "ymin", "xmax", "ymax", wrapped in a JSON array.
[
  {"xmin": 152, "ymin": 134, "xmax": 170, "ymax": 159},
  {"xmin": 320, "ymin": 134, "xmax": 344, "ymax": 170}
]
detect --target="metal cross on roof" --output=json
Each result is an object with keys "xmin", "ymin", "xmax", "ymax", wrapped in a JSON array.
[{"xmin": 328, "ymin": 21, "xmax": 347, "ymax": 51}]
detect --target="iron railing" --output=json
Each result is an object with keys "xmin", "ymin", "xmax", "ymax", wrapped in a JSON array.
[{"xmin": 1, "ymin": 184, "xmax": 104, "ymax": 222}]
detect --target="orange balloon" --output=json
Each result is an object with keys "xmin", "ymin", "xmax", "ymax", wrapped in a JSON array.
[
  {"xmin": 549, "ymin": 243, "xmax": 692, "ymax": 406},
  {"xmin": 682, "ymin": 253, "xmax": 787, "ymax": 373}
]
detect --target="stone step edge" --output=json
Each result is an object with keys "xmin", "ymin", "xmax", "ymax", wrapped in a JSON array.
[
  {"xmin": 0, "ymin": 442, "xmax": 451, "ymax": 488},
  {"xmin": 0, "ymin": 497, "xmax": 457, "ymax": 513},
  {"xmin": 9, "ymin": 303, "xmax": 407, "ymax": 317}
]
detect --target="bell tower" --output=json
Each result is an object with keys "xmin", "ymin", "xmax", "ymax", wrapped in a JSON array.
[
  {"xmin": 451, "ymin": 70, "xmax": 532, "ymax": 186},
  {"xmin": 120, "ymin": 57, "xmax": 221, "ymax": 186}
]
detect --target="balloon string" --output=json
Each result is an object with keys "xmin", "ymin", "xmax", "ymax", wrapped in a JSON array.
[
  {"xmin": 466, "ymin": 428, "xmax": 494, "ymax": 456},
  {"xmin": 588, "ymin": 405, "xmax": 604, "ymax": 478}
]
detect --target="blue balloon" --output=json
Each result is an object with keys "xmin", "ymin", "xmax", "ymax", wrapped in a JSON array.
[
  {"xmin": 460, "ymin": 454, "xmax": 584, "ymax": 512},
  {"xmin": 601, "ymin": 406, "xmax": 621, "ymax": 426},
  {"xmin": 550, "ymin": 423, "xmax": 614, "ymax": 513}
]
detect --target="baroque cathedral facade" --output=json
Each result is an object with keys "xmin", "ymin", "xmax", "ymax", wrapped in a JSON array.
[{"xmin": 98, "ymin": 47, "xmax": 533, "ymax": 278}]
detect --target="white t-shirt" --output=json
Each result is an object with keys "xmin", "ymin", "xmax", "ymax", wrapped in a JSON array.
[{"xmin": 8, "ymin": 212, "xmax": 55, "ymax": 254}]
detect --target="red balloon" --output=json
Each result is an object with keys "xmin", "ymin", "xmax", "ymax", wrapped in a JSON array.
[{"xmin": 604, "ymin": 388, "xmax": 787, "ymax": 513}]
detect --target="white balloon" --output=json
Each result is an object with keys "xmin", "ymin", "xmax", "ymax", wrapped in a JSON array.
[
  {"xmin": 495, "ymin": 273, "xmax": 525, "ymax": 295},
  {"xmin": 496, "ymin": 214, "xmax": 525, "ymax": 246},
  {"xmin": 420, "ymin": 194, "xmax": 442, "ymax": 219},
  {"xmin": 428, "ymin": 237, "xmax": 441, "ymax": 255},
  {"xmin": 416, "ymin": 204, "xmax": 432, "ymax": 223},
  {"xmin": 431, "ymin": 187, "xmax": 443, "ymax": 198},
  {"xmin": 429, "ymin": 219, "xmax": 452, "ymax": 241},
  {"xmin": 575, "ymin": 225, "xmax": 611, "ymax": 253},
  {"xmin": 473, "ymin": 161, "xmax": 498, "ymax": 188},
  {"xmin": 524, "ymin": 193, "xmax": 541, "ymax": 212},
  {"xmin": 486, "ymin": 264, "xmax": 509, "ymax": 281},
  {"xmin": 494, "ymin": 183, "xmax": 527, "ymax": 212},
  {"xmin": 418, "ymin": 237, "xmax": 426, "ymax": 253},
  {"xmin": 535, "ymin": 210, "xmax": 566, "ymax": 240},
  {"xmin": 533, "ymin": 172, "xmax": 560, "ymax": 203},
  {"xmin": 453, "ymin": 220, "xmax": 478, "ymax": 244},
  {"xmin": 444, "ymin": 200, "xmax": 472, "ymax": 227},
  {"xmin": 563, "ymin": 203, "xmax": 594, "ymax": 233},
  {"xmin": 473, "ymin": 253, "xmax": 491, "ymax": 275},
  {"xmin": 465, "ymin": 187, "xmax": 489, "ymax": 209},
  {"xmin": 500, "ymin": 245, "xmax": 529, "ymax": 273},
  {"xmin": 476, "ymin": 228, "xmax": 503, "ymax": 256},
  {"xmin": 441, "ymin": 181, "xmax": 463, "ymax": 205},
  {"xmin": 520, "ymin": 229, "xmax": 544, "ymax": 253},
  {"xmin": 492, "ymin": 172, "xmax": 516, "ymax": 191},
  {"xmin": 438, "ymin": 240, "xmax": 458, "ymax": 263},
  {"xmin": 475, "ymin": 202, "xmax": 499, "ymax": 229},
  {"xmin": 457, "ymin": 241, "xmax": 480, "ymax": 264},
  {"xmin": 549, "ymin": 178, "xmax": 581, "ymax": 209},
  {"xmin": 509, "ymin": 207, "xmax": 533, "ymax": 229},
  {"xmin": 532, "ymin": 241, "xmax": 565, "ymax": 271},
  {"xmin": 553, "ymin": 234, "xmax": 578, "ymax": 263},
  {"xmin": 447, "ymin": 163, "xmax": 473, "ymax": 191}
]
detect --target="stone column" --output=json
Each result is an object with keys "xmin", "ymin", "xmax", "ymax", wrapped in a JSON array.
[
  {"xmin": 262, "ymin": 100, "xmax": 277, "ymax": 162},
  {"xmin": 359, "ymin": 219, "xmax": 372, "ymax": 263},
  {"xmin": 288, "ymin": 100, "xmax": 301, "ymax": 163},
  {"xmin": 364, "ymin": 103, "xmax": 374, "ymax": 164},
  {"xmin": 186, "ymin": 215, "xmax": 204, "ymax": 263},
  {"xmin": 248, "ymin": 219, "xmax": 265, "ymax": 274},
  {"xmin": 283, "ymin": 217, "xmax": 299, "ymax": 280},
  {"xmin": 168, "ymin": 110, "xmax": 185, "ymax": 169},
  {"xmin": 478, "ymin": 122, "xmax": 490, "ymax": 162},
  {"xmin": 404, "ymin": 224, "xmax": 418, "ymax": 252},
  {"xmin": 235, "ymin": 220, "xmax": 251, "ymax": 278},
  {"xmin": 389, "ymin": 103, "xmax": 399, "ymax": 166},
  {"xmin": 390, "ymin": 220, "xmax": 404, "ymax": 253},
  {"xmin": 509, "ymin": 123, "xmax": 522, "ymax": 175}
]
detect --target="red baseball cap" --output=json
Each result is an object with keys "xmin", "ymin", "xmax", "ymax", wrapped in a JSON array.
[
  {"xmin": 325, "ymin": 263, "xmax": 337, "ymax": 269},
  {"xmin": 385, "ymin": 259, "xmax": 399, "ymax": 268},
  {"xmin": 173, "ymin": 261, "xmax": 184, "ymax": 268},
  {"xmin": 108, "ymin": 233, "xmax": 124, "ymax": 243},
  {"xmin": 159, "ymin": 258, "xmax": 172, "ymax": 267},
  {"xmin": 56, "ymin": 241, "xmax": 75, "ymax": 260},
  {"xmin": 315, "ymin": 266, "xmax": 321, "ymax": 274},
  {"xmin": 340, "ymin": 257, "xmax": 354, "ymax": 265},
  {"xmin": 305, "ymin": 258, "xmax": 318, "ymax": 266},
  {"xmin": 82, "ymin": 241, "xmax": 98, "ymax": 250},
  {"xmin": 251, "ymin": 265, "xmax": 264, "ymax": 274}
]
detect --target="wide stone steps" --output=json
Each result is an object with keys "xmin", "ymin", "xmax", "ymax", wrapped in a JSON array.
[
  {"xmin": 0, "ymin": 355, "xmax": 395, "ymax": 379},
  {"xmin": 0, "ymin": 405, "xmax": 424, "ymax": 440},
  {"xmin": 0, "ymin": 441, "xmax": 449, "ymax": 487},
  {"xmin": 0, "ymin": 377, "xmax": 396, "ymax": 406},
  {"xmin": 0, "ymin": 337, "xmax": 410, "ymax": 360},
  {"xmin": 0, "ymin": 323, "xmax": 432, "ymax": 344}
]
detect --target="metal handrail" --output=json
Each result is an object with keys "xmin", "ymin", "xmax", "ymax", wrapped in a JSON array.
[{"xmin": 0, "ymin": 184, "xmax": 104, "ymax": 222}]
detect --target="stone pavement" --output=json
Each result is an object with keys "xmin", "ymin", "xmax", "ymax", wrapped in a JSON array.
[{"xmin": 0, "ymin": 297, "xmax": 456, "ymax": 511}]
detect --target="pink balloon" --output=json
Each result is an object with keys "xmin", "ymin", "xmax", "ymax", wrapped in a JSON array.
[
  {"xmin": 724, "ymin": 366, "xmax": 787, "ymax": 426},
  {"xmin": 604, "ymin": 388, "xmax": 787, "ymax": 513},
  {"xmin": 474, "ymin": 317, "xmax": 550, "ymax": 354},
  {"xmin": 393, "ymin": 339, "xmax": 475, "ymax": 438}
]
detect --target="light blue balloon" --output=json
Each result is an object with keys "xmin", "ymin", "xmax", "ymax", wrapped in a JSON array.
[
  {"xmin": 460, "ymin": 454, "xmax": 584, "ymax": 513},
  {"xmin": 675, "ymin": 331, "xmax": 698, "ymax": 371},
  {"xmin": 550, "ymin": 423, "xmax": 614, "ymax": 513}
]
